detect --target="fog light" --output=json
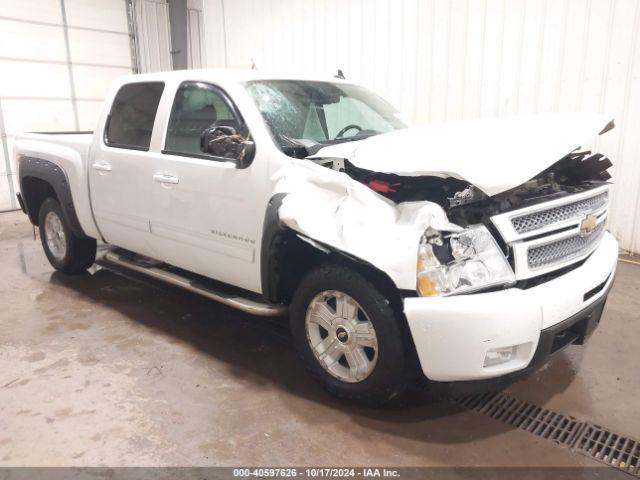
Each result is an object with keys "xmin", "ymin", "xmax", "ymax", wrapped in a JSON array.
[{"xmin": 484, "ymin": 346, "xmax": 516, "ymax": 367}]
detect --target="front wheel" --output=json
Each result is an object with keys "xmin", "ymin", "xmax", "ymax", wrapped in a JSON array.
[
  {"xmin": 38, "ymin": 197, "xmax": 96, "ymax": 274},
  {"xmin": 290, "ymin": 263, "xmax": 407, "ymax": 405}
]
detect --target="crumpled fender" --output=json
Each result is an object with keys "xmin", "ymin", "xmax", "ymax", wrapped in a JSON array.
[{"xmin": 271, "ymin": 161, "xmax": 461, "ymax": 290}]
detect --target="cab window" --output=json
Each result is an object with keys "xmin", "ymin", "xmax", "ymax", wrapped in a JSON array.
[
  {"xmin": 105, "ymin": 82, "xmax": 164, "ymax": 150},
  {"xmin": 164, "ymin": 82, "xmax": 245, "ymax": 158}
]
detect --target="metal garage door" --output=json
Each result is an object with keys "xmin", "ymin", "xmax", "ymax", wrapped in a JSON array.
[
  {"xmin": 0, "ymin": 0, "xmax": 136, "ymax": 211},
  {"xmin": 132, "ymin": 0, "xmax": 172, "ymax": 72},
  {"xmin": 187, "ymin": 0, "xmax": 205, "ymax": 69}
]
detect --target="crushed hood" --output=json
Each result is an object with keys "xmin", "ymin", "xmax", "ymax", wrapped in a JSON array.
[{"xmin": 309, "ymin": 112, "xmax": 613, "ymax": 196}]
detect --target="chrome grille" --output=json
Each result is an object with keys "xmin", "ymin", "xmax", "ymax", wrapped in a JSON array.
[
  {"xmin": 491, "ymin": 185, "xmax": 609, "ymax": 280},
  {"xmin": 511, "ymin": 192, "xmax": 608, "ymax": 234},
  {"xmin": 527, "ymin": 222, "xmax": 605, "ymax": 270}
]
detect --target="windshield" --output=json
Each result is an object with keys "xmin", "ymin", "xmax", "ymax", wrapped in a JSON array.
[{"xmin": 244, "ymin": 80, "xmax": 407, "ymax": 158}]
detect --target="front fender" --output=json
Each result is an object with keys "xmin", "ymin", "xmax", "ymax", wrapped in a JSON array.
[
  {"xmin": 269, "ymin": 162, "xmax": 458, "ymax": 291},
  {"xmin": 260, "ymin": 192, "xmax": 401, "ymax": 305}
]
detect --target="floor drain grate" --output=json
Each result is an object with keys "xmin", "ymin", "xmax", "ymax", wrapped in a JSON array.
[
  {"xmin": 573, "ymin": 423, "xmax": 640, "ymax": 476},
  {"xmin": 456, "ymin": 392, "xmax": 640, "ymax": 477},
  {"xmin": 456, "ymin": 392, "xmax": 583, "ymax": 446}
]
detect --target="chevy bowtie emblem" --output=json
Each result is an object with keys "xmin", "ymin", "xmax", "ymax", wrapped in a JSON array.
[{"xmin": 580, "ymin": 213, "xmax": 597, "ymax": 235}]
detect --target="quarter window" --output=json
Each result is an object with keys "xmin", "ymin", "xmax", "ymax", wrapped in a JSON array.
[
  {"xmin": 164, "ymin": 82, "xmax": 244, "ymax": 157},
  {"xmin": 105, "ymin": 82, "xmax": 164, "ymax": 150}
]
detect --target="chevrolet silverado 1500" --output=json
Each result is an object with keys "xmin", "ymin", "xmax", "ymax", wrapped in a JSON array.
[{"xmin": 15, "ymin": 69, "xmax": 618, "ymax": 404}]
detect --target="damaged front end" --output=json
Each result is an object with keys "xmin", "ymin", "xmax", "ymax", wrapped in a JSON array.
[
  {"xmin": 416, "ymin": 225, "xmax": 515, "ymax": 297},
  {"xmin": 311, "ymin": 148, "xmax": 612, "ymax": 228},
  {"xmin": 272, "ymin": 113, "xmax": 615, "ymax": 298}
]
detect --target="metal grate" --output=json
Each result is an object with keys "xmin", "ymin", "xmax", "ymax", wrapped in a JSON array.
[
  {"xmin": 511, "ymin": 192, "xmax": 608, "ymax": 234},
  {"xmin": 457, "ymin": 392, "xmax": 583, "ymax": 446},
  {"xmin": 456, "ymin": 392, "xmax": 640, "ymax": 477},
  {"xmin": 527, "ymin": 222, "xmax": 605, "ymax": 269},
  {"xmin": 574, "ymin": 423, "xmax": 640, "ymax": 475}
]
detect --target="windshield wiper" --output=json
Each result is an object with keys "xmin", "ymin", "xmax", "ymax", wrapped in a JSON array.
[{"xmin": 321, "ymin": 132, "xmax": 378, "ymax": 146}]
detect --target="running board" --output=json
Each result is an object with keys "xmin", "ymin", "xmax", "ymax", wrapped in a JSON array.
[{"xmin": 102, "ymin": 251, "xmax": 287, "ymax": 317}]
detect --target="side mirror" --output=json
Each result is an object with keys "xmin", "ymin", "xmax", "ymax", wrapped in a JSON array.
[{"xmin": 200, "ymin": 125, "xmax": 255, "ymax": 168}]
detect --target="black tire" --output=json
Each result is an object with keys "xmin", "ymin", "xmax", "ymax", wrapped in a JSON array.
[
  {"xmin": 38, "ymin": 197, "xmax": 96, "ymax": 274},
  {"xmin": 290, "ymin": 263, "xmax": 407, "ymax": 405}
]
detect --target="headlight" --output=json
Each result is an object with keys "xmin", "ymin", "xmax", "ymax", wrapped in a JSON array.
[{"xmin": 417, "ymin": 224, "xmax": 515, "ymax": 296}]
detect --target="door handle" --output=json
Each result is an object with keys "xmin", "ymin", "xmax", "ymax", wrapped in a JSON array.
[
  {"xmin": 153, "ymin": 173, "xmax": 179, "ymax": 184},
  {"xmin": 92, "ymin": 162, "xmax": 112, "ymax": 172}
]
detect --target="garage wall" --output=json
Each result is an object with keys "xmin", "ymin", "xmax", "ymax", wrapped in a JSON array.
[
  {"xmin": 201, "ymin": 0, "xmax": 640, "ymax": 255},
  {"xmin": 133, "ymin": 0, "xmax": 173, "ymax": 72},
  {"xmin": 0, "ymin": 0, "xmax": 135, "ymax": 211},
  {"xmin": 187, "ymin": 0, "xmax": 206, "ymax": 68}
]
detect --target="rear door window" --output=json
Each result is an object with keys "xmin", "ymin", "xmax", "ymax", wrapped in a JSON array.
[{"xmin": 105, "ymin": 82, "xmax": 164, "ymax": 150}]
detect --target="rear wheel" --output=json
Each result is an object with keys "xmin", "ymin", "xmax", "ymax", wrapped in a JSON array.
[
  {"xmin": 38, "ymin": 197, "xmax": 96, "ymax": 274},
  {"xmin": 290, "ymin": 263, "xmax": 407, "ymax": 405}
]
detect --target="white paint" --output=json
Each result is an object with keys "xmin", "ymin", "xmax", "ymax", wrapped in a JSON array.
[
  {"xmin": 273, "ymin": 161, "xmax": 458, "ymax": 290},
  {"xmin": 311, "ymin": 112, "xmax": 612, "ymax": 196},
  {"xmin": 201, "ymin": 0, "xmax": 640, "ymax": 254},
  {"xmin": 405, "ymin": 231, "xmax": 618, "ymax": 381}
]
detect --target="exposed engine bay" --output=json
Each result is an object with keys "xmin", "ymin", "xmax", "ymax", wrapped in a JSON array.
[{"xmin": 310, "ymin": 149, "xmax": 613, "ymax": 228}]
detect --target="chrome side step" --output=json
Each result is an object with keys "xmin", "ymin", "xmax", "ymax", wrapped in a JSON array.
[{"xmin": 103, "ymin": 251, "xmax": 287, "ymax": 317}]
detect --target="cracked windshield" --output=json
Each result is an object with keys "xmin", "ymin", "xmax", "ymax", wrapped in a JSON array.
[{"xmin": 245, "ymin": 80, "xmax": 407, "ymax": 158}]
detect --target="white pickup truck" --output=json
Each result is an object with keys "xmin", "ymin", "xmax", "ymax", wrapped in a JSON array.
[{"xmin": 15, "ymin": 69, "xmax": 618, "ymax": 404}]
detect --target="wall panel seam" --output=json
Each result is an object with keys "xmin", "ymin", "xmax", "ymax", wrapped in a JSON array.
[
  {"xmin": 495, "ymin": 0, "xmax": 506, "ymax": 116},
  {"xmin": 59, "ymin": 0, "xmax": 80, "ymax": 130},
  {"xmin": 553, "ymin": 0, "xmax": 569, "ymax": 112},
  {"xmin": 575, "ymin": 0, "xmax": 592, "ymax": 110},
  {"xmin": 533, "ymin": 0, "xmax": 548, "ymax": 113},
  {"xmin": 0, "ymin": 98, "xmax": 16, "ymax": 209},
  {"xmin": 513, "ymin": 0, "xmax": 526, "ymax": 114},
  {"xmin": 476, "ymin": 0, "xmax": 487, "ymax": 117},
  {"xmin": 0, "ymin": 57, "xmax": 132, "ymax": 69},
  {"xmin": 0, "ymin": 15, "xmax": 130, "ymax": 35},
  {"xmin": 619, "ymin": 0, "xmax": 640, "ymax": 250}
]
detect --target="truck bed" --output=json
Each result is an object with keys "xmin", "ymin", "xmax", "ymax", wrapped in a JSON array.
[{"xmin": 15, "ymin": 132, "xmax": 94, "ymax": 161}]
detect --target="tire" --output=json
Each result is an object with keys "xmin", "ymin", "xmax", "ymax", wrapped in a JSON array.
[
  {"xmin": 38, "ymin": 197, "xmax": 96, "ymax": 274},
  {"xmin": 290, "ymin": 263, "xmax": 407, "ymax": 405}
]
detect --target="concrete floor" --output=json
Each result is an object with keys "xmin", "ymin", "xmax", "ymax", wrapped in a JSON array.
[{"xmin": 0, "ymin": 209, "xmax": 638, "ymax": 468}]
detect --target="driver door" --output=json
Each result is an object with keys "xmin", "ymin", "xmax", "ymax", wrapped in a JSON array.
[{"xmin": 145, "ymin": 81, "xmax": 265, "ymax": 292}]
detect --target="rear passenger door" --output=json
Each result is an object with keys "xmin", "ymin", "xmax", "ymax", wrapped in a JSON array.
[
  {"xmin": 146, "ymin": 81, "xmax": 265, "ymax": 293},
  {"xmin": 89, "ymin": 81, "xmax": 164, "ymax": 256}
]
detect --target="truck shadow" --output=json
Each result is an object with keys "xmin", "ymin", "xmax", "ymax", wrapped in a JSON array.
[{"xmin": 48, "ymin": 264, "xmax": 579, "ymax": 445}]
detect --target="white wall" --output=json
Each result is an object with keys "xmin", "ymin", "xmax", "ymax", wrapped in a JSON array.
[
  {"xmin": 202, "ymin": 0, "xmax": 640, "ymax": 254},
  {"xmin": 0, "ymin": 0, "xmax": 134, "ymax": 211},
  {"xmin": 134, "ymin": 0, "xmax": 173, "ymax": 72}
]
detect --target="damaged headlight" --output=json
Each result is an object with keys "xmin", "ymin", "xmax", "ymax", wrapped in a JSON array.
[{"xmin": 417, "ymin": 225, "xmax": 515, "ymax": 296}]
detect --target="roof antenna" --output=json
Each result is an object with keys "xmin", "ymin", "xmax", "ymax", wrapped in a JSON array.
[
  {"xmin": 335, "ymin": 69, "xmax": 345, "ymax": 79},
  {"xmin": 251, "ymin": 58, "xmax": 257, "ymax": 70}
]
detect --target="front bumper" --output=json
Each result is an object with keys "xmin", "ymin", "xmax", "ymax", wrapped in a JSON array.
[{"xmin": 404, "ymin": 231, "xmax": 618, "ymax": 385}]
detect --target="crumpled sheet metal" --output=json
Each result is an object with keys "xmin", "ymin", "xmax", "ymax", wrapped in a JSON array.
[
  {"xmin": 272, "ymin": 162, "xmax": 460, "ymax": 290},
  {"xmin": 309, "ymin": 112, "xmax": 613, "ymax": 196}
]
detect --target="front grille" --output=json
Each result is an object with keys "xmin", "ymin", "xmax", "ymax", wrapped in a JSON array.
[
  {"xmin": 511, "ymin": 192, "xmax": 608, "ymax": 234},
  {"xmin": 527, "ymin": 222, "xmax": 605, "ymax": 270},
  {"xmin": 491, "ymin": 186, "xmax": 609, "ymax": 279}
]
